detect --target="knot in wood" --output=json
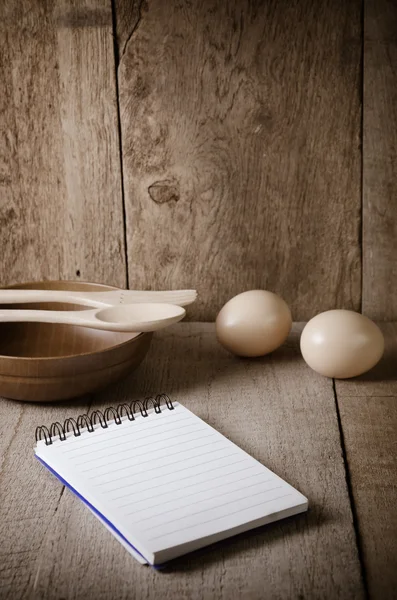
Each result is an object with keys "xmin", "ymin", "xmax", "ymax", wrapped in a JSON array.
[{"xmin": 148, "ymin": 180, "xmax": 180, "ymax": 204}]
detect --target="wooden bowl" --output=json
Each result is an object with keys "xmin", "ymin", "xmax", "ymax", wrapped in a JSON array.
[{"xmin": 0, "ymin": 281, "xmax": 152, "ymax": 402}]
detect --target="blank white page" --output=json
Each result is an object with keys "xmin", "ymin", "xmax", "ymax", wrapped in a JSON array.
[{"xmin": 35, "ymin": 403, "xmax": 308, "ymax": 565}]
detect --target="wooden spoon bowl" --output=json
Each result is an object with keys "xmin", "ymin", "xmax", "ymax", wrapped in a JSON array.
[{"xmin": 0, "ymin": 281, "xmax": 152, "ymax": 402}]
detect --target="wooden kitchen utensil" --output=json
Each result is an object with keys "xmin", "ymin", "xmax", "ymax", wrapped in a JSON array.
[
  {"xmin": 0, "ymin": 303, "xmax": 186, "ymax": 332},
  {"xmin": 0, "ymin": 288, "xmax": 197, "ymax": 308}
]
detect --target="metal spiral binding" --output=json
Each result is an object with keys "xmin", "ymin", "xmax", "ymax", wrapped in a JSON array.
[{"xmin": 35, "ymin": 394, "xmax": 174, "ymax": 446}]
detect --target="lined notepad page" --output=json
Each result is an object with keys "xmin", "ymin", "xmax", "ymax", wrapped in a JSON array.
[{"xmin": 35, "ymin": 403, "xmax": 308, "ymax": 565}]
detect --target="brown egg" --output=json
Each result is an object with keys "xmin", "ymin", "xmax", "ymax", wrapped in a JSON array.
[
  {"xmin": 300, "ymin": 309, "xmax": 384, "ymax": 378},
  {"xmin": 216, "ymin": 290, "xmax": 292, "ymax": 357}
]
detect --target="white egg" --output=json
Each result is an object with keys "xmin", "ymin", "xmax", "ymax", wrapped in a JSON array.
[
  {"xmin": 300, "ymin": 309, "xmax": 384, "ymax": 379},
  {"xmin": 216, "ymin": 290, "xmax": 292, "ymax": 357}
]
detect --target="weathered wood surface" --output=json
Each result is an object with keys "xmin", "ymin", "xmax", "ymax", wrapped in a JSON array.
[
  {"xmin": 116, "ymin": 0, "xmax": 362, "ymax": 321},
  {"xmin": 0, "ymin": 323, "xmax": 365, "ymax": 599},
  {"xmin": 2, "ymin": 0, "xmax": 397, "ymax": 321},
  {"xmin": 0, "ymin": 0, "xmax": 126, "ymax": 288},
  {"xmin": 363, "ymin": 0, "xmax": 397, "ymax": 319},
  {"xmin": 335, "ymin": 323, "xmax": 397, "ymax": 600}
]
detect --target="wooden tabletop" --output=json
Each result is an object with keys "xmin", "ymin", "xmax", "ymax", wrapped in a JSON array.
[{"xmin": 1, "ymin": 323, "xmax": 396, "ymax": 600}]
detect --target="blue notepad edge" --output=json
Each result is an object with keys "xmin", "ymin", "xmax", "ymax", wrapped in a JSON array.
[{"xmin": 35, "ymin": 455, "xmax": 160, "ymax": 567}]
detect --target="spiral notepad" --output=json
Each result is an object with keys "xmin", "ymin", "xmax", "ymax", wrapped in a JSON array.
[{"xmin": 35, "ymin": 395, "xmax": 308, "ymax": 566}]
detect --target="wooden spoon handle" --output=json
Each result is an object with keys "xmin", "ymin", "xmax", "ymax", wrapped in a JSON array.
[
  {"xmin": 0, "ymin": 289, "xmax": 97, "ymax": 306},
  {"xmin": 0, "ymin": 289, "xmax": 197, "ymax": 307}
]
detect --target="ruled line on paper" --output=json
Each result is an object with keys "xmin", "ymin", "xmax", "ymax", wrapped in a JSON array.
[
  {"xmin": 116, "ymin": 464, "xmax": 260, "ymax": 509},
  {"xmin": 59, "ymin": 410, "xmax": 177, "ymax": 451},
  {"xmin": 91, "ymin": 438, "xmax": 225, "ymax": 483},
  {"xmin": 141, "ymin": 485, "xmax": 284, "ymax": 533},
  {"xmin": 147, "ymin": 493, "xmax": 293, "ymax": 541},
  {"xmin": 127, "ymin": 477, "xmax": 274, "ymax": 525},
  {"xmin": 72, "ymin": 425, "xmax": 208, "ymax": 467},
  {"xmin": 102, "ymin": 450, "xmax": 242, "ymax": 495},
  {"xmin": 81, "ymin": 431, "xmax": 218, "ymax": 475},
  {"xmin": 71, "ymin": 418, "xmax": 201, "ymax": 460},
  {"xmin": 123, "ymin": 470, "xmax": 266, "ymax": 514},
  {"xmin": 77, "ymin": 431, "xmax": 218, "ymax": 474},
  {"xmin": 61, "ymin": 413, "xmax": 190, "ymax": 454},
  {"xmin": 93, "ymin": 445, "xmax": 232, "ymax": 488},
  {"xmin": 124, "ymin": 469, "xmax": 271, "ymax": 516},
  {"xmin": 110, "ymin": 457, "xmax": 251, "ymax": 501}
]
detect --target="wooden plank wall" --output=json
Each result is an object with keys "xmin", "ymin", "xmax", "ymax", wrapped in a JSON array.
[
  {"xmin": 0, "ymin": 0, "xmax": 127, "ymax": 289},
  {"xmin": 115, "ymin": 0, "xmax": 362, "ymax": 321},
  {"xmin": 0, "ymin": 0, "xmax": 396, "ymax": 320}
]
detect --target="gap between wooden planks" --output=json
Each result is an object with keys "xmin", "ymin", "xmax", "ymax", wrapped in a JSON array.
[{"xmin": 334, "ymin": 322, "xmax": 397, "ymax": 600}]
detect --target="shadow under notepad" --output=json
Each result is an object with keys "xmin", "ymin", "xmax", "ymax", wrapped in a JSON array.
[{"xmin": 161, "ymin": 503, "xmax": 323, "ymax": 572}]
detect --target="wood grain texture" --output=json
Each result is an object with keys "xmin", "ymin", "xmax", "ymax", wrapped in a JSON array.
[
  {"xmin": 0, "ymin": 0, "xmax": 126, "ymax": 287},
  {"xmin": 363, "ymin": 0, "xmax": 397, "ymax": 319},
  {"xmin": 1, "ymin": 323, "xmax": 364, "ymax": 599},
  {"xmin": 0, "ymin": 398, "xmax": 90, "ymax": 599},
  {"xmin": 116, "ymin": 0, "xmax": 362, "ymax": 320},
  {"xmin": 335, "ymin": 322, "xmax": 397, "ymax": 600}
]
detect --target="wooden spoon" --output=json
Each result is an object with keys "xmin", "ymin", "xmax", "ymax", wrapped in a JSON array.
[
  {"xmin": 0, "ymin": 303, "xmax": 185, "ymax": 332},
  {"xmin": 0, "ymin": 288, "xmax": 197, "ymax": 308}
]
